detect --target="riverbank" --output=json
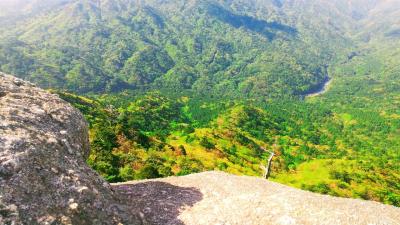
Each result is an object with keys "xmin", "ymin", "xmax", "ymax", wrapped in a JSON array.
[{"xmin": 305, "ymin": 77, "xmax": 332, "ymax": 98}]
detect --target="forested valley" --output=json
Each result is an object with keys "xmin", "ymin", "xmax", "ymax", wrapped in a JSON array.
[{"xmin": 0, "ymin": 0, "xmax": 399, "ymax": 206}]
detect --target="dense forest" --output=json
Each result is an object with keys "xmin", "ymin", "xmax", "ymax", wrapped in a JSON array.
[{"xmin": 0, "ymin": 0, "xmax": 399, "ymax": 206}]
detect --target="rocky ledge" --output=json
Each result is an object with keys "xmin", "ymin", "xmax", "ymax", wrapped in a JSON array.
[
  {"xmin": 1, "ymin": 73, "xmax": 399, "ymax": 225},
  {"xmin": 0, "ymin": 73, "xmax": 139, "ymax": 224}
]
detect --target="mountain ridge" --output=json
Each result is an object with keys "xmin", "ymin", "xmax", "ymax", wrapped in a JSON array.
[{"xmin": 0, "ymin": 0, "xmax": 397, "ymax": 95}]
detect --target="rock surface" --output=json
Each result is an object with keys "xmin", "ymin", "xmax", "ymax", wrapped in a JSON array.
[
  {"xmin": 115, "ymin": 172, "xmax": 400, "ymax": 225},
  {"xmin": 1, "ymin": 73, "xmax": 399, "ymax": 225},
  {"xmin": 0, "ymin": 73, "xmax": 139, "ymax": 224}
]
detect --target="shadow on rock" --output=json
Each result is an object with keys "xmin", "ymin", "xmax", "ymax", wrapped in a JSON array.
[{"xmin": 114, "ymin": 181, "xmax": 203, "ymax": 225}]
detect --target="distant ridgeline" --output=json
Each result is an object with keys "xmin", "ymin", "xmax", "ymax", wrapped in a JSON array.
[{"xmin": 0, "ymin": 0, "xmax": 334, "ymax": 98}]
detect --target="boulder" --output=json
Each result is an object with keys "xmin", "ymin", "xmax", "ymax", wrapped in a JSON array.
[{"xmin": 0, "ymin": 73, "xmax": 139, "ymax": 224}]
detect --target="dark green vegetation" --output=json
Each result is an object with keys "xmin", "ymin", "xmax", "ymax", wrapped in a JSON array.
[{"xmin": 0, "ymin": 0, "xmax": 399, "ymax": 206}]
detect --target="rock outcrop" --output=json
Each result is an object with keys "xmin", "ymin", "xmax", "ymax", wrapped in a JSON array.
[
  {"xmin": 115, "ymin": 172, "xmax": 400, "ymax": 225},
  {"xmin": 1, "ymin": 73, "xmax": 399, "ymax": 225},
  {"xmin": 0, "ymin": 73, "xmax": 139, "ymax": 224}
]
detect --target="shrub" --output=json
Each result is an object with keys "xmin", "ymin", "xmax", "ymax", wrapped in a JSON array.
[{"xmin": 200, "ymin": 137, "xmax": 215, "ymax": 149}]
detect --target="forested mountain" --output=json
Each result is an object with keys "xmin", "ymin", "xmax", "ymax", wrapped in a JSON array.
[
  {"xmin": 0, "ymin": 0, "xmax": 399, "ymax": 206},
  {"xmin": 0, "ymin": 0, "xmax": 351, "ymax": 96}
]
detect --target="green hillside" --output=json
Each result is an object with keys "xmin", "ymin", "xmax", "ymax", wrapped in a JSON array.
[
  {"xmin": 0, "ymin": 0, "xmax": 349, "ymax": 96},
  {"xmin": 0, "ymin": 0, "xmax": 399, "ymax": 206}
]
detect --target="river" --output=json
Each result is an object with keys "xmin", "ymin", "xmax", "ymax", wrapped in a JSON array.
[{"xmin": 305, "ymin": 77, "xmax": 332, "ymax": 98}]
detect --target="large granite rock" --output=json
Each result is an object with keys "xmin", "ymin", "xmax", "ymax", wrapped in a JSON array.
[
  {"xmin": 1, "ymin": 73, "xmax": 399, "ymax": 225},
  {"xmin": 115, "ymin": 172, "xmax": 400, "ymax": 225},
  {"xmin": 0, "ymin": 73, "xmax": 139, "ymax": 224}
]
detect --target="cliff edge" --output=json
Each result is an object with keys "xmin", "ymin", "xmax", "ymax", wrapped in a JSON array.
[
  {"xmin": 1, "ymin": 73, "xmax": 399, "ymax": 225},
  {"xmin": 115, "ymin": 171, "xmax": 400, "ymax": 225}
]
